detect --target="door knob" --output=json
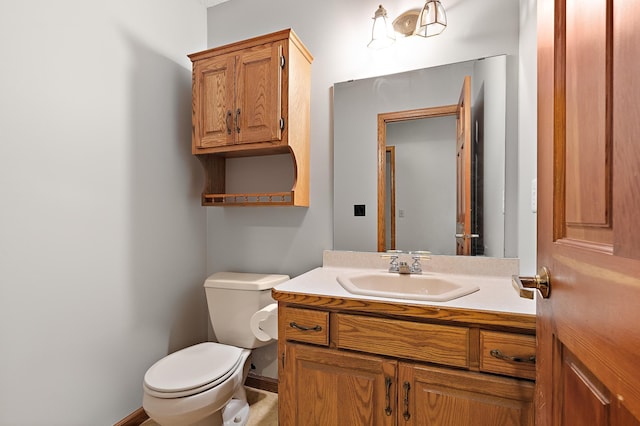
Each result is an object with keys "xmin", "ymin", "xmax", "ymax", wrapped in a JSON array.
[
  {"xmin": 455, "ymin": 233, "xmax": 480, "ymax": 239},
  {"xmin": 512, "ymin": 266, "xmax": 551, "ymax": 299}
]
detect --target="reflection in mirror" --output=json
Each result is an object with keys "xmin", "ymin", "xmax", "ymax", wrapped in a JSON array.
[
  {"xmin": 333, "ymin": 55, "xmax": 511, "ymax": 256},
  {"xmin": 383, "ymin": 113, "xmax": 458, "ymax": 254},
  {"xmin": 384, "ymin": 145, "xmax": 396, "ymax": 251}
]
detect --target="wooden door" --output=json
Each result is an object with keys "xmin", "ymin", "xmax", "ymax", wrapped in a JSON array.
[
  {"xmin": 279, "ymin": 343, "xmax": 396, "ymax": 426},
  {"xmin": 398, "ymin": 362, "xmax": 534, "ymax": 425},
  {"xmin": 192, "ymin": 54, "xmax": 235, "ymax": 149},
  {"xmin": 235, "ymin": 41, "xmax": 283, "ymax": 145},
  {"xmin": 455, "ymin": 76, "xmax": 472, "ymax": 255},
  {"xmin": 537, "ymin": 0, "xmax": 640, "ymax": 424}
]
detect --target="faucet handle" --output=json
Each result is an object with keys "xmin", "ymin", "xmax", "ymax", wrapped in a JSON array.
[
  {"xmin": 381, "ymin": 250, "xmax": 403, "ymax": 272},
  {"xmin": 380, "ymin": 250, "xmax": 404, "ymax": 256},
  {"xmin": 409, "ymin": 251, "xmax": 431, "ymax": 274},
  {"xmin": 410, "ymin": 250, "xmax": 431, "ymax": 259},
  {"xmin": 380, "ymin": 250, "xmax": 404, "ymax": 261}
]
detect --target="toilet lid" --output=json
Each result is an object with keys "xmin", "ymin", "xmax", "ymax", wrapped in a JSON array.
[{"xmin": 144, "ymin": 342, "xmax": 243, "ymax": 394}]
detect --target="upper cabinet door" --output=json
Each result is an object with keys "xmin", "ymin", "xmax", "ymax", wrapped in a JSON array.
[
  {"xmin": 193, "ymin": 54, "xmax": 236, "ymax": 149},
  {"xmin": 236, "ymin": 41, "xmax": 283, "ymax": 145}
]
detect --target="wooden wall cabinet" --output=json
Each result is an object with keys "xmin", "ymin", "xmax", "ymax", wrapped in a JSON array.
[
  {"xmin": 188, "ymin": 29, "xmax": 312, "ymax": 206},
  {"xmin": 276, "ymin": 304, "xmax": 535, "ymax": 426}
]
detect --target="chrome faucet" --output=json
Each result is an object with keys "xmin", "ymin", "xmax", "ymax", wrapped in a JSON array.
[{"xmin": 382, "ymin": 250, "xmax": 431, "ymax": 274}]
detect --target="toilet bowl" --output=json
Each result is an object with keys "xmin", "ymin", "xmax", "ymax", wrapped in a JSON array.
[
  {"xmin": 143, "ymin": 343, "xmax": 251, "ymax": 426},
  {"xmin": 142, "ymin": 272, "xmax": 288, "ymax": 426}
]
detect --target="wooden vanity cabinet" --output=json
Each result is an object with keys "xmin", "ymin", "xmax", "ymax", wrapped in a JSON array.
[
  {"xmin": 281, "ymin": 343, "xmax": 397, "ymax": 426},
  {"xmin": 188, "ymin": 29, "xmax": 312, "ymax": 206},
  {"xmin": 276, "ymin": 304, "xmax": 535, "ymax": 426}
]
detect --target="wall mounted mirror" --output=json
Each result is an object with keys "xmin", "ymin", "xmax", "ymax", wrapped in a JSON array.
[{"xmin": 333, "ymin": 55, "xmax": 515, "ymax": 256}]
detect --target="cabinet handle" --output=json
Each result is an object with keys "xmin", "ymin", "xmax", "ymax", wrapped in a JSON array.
[
  {"xmin": 235, "ymin": 108, "xmax": 241, "ymax": 133},
  {"xmin": 402, "ymin": 381, "xmax": 411, "ymax": 420},
  {"xmin": 490, "ymin": 349, "xmax": 536, "ymax": 364},
  {"xmin": 384, "ymin": 376, "xmax": 392, "ymax": 416},
  {"xmin": 226, "ymin": 110, "xmax": 232, "ymax": 135},
  {"xmin": 289, "ymin": 322, "xmax": 322, "ymax": 332}
]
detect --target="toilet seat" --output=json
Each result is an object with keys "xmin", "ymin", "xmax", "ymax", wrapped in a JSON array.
[{"xmin": 143, "ymin": 342, "xmax": 244, "ymax": 399}]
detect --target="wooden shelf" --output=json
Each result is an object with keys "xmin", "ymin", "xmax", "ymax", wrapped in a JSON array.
[{"xmin": 202, "ymin": 191, "xmax": 294, "ymax": 206}]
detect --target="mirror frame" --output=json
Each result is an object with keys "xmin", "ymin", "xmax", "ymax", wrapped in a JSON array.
[{"xmin": 377, "ymin": 104, "xmax": 458, "ymax": 252}]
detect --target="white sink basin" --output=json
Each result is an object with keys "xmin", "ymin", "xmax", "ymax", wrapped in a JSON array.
[{"xmin": 336, "ymin": 271, "xmax": 479, "ymax": 302}]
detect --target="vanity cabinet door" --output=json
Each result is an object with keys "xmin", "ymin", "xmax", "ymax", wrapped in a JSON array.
[
  {"xmin": 398, "ymin": 362, "xmax": 534, "ymax": 426},
  {"xmin": 279, "ymin": 342, "xmax": 397, "ymax": 426}
]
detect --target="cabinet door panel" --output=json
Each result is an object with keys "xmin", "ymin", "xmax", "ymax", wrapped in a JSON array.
[
  {"xmin": 236, "ymin": 42, "xmax": 282, "ymax": 145},
  {"xmin": 194, "ymin": 55, "xmax": 235, "ymax": 149},
  {"xmin": 400, "ymin": 363, "xmax": 534, "ymax": 426},
  {"xmin": 281, "ymin": 343, "xmax": 396, "ymax": 426}
]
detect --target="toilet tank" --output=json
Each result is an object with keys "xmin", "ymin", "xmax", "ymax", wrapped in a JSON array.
[{"xmin": 204, "ymin": 272, "xmax": 289, "ymax": 349}]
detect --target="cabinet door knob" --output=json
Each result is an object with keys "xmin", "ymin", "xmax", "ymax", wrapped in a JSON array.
[{"xmin": 235, "ymin": 108, "xmax": 241, "ymax": 133}]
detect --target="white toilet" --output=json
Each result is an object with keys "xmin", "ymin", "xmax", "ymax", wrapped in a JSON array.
[{"xmin": 142, "ymin": 272, "xmax": 288, "ymax": 426}]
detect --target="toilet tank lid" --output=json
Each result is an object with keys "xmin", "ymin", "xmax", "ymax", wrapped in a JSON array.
[{"xmin": 204, "ymin": 272, "xmax": 290, "ymax": 290}]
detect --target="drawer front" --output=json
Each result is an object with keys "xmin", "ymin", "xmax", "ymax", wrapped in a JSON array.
[
  {"xmin": 480, "ymin": 331, "xmax": 536, "ymax": 380},
  {"xmin": 282, "ymin": 307, "xmax": 329, "ymax": 346},
  {"xmin": 335, "ymin": 313, "xmax": 469, "ymax": 368}
]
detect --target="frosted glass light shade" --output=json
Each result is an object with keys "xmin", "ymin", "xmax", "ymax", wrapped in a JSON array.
[
  {"xmin": 368, "ymin": 4, "xmax": 396, "ymax": 49},
  {"xmin": 415, "ymin": 0, "xmax": 447, "ymax": 37}
]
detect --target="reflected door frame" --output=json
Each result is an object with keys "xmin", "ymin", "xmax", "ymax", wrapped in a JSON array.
[
  {"xmin": 377, "ymin": 104, "xmax": 458, "ymax": 252},
  {"xmin": 385, "ymin": 146, "xmax": 396, "ymax": 250}
]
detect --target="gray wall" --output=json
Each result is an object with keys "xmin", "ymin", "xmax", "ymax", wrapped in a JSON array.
[
  {"xmin": 519, "ymin": 0, "xmax": 538, "ymax": 274},
  {"xmin": 0, "ymin": 1, "xmax": 208, "ymax": 424}
]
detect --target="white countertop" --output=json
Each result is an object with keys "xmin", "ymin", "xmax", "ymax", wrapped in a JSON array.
[{"xmin": 274, "ymin": 251, "xmax": 536, "ymax": 317}]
